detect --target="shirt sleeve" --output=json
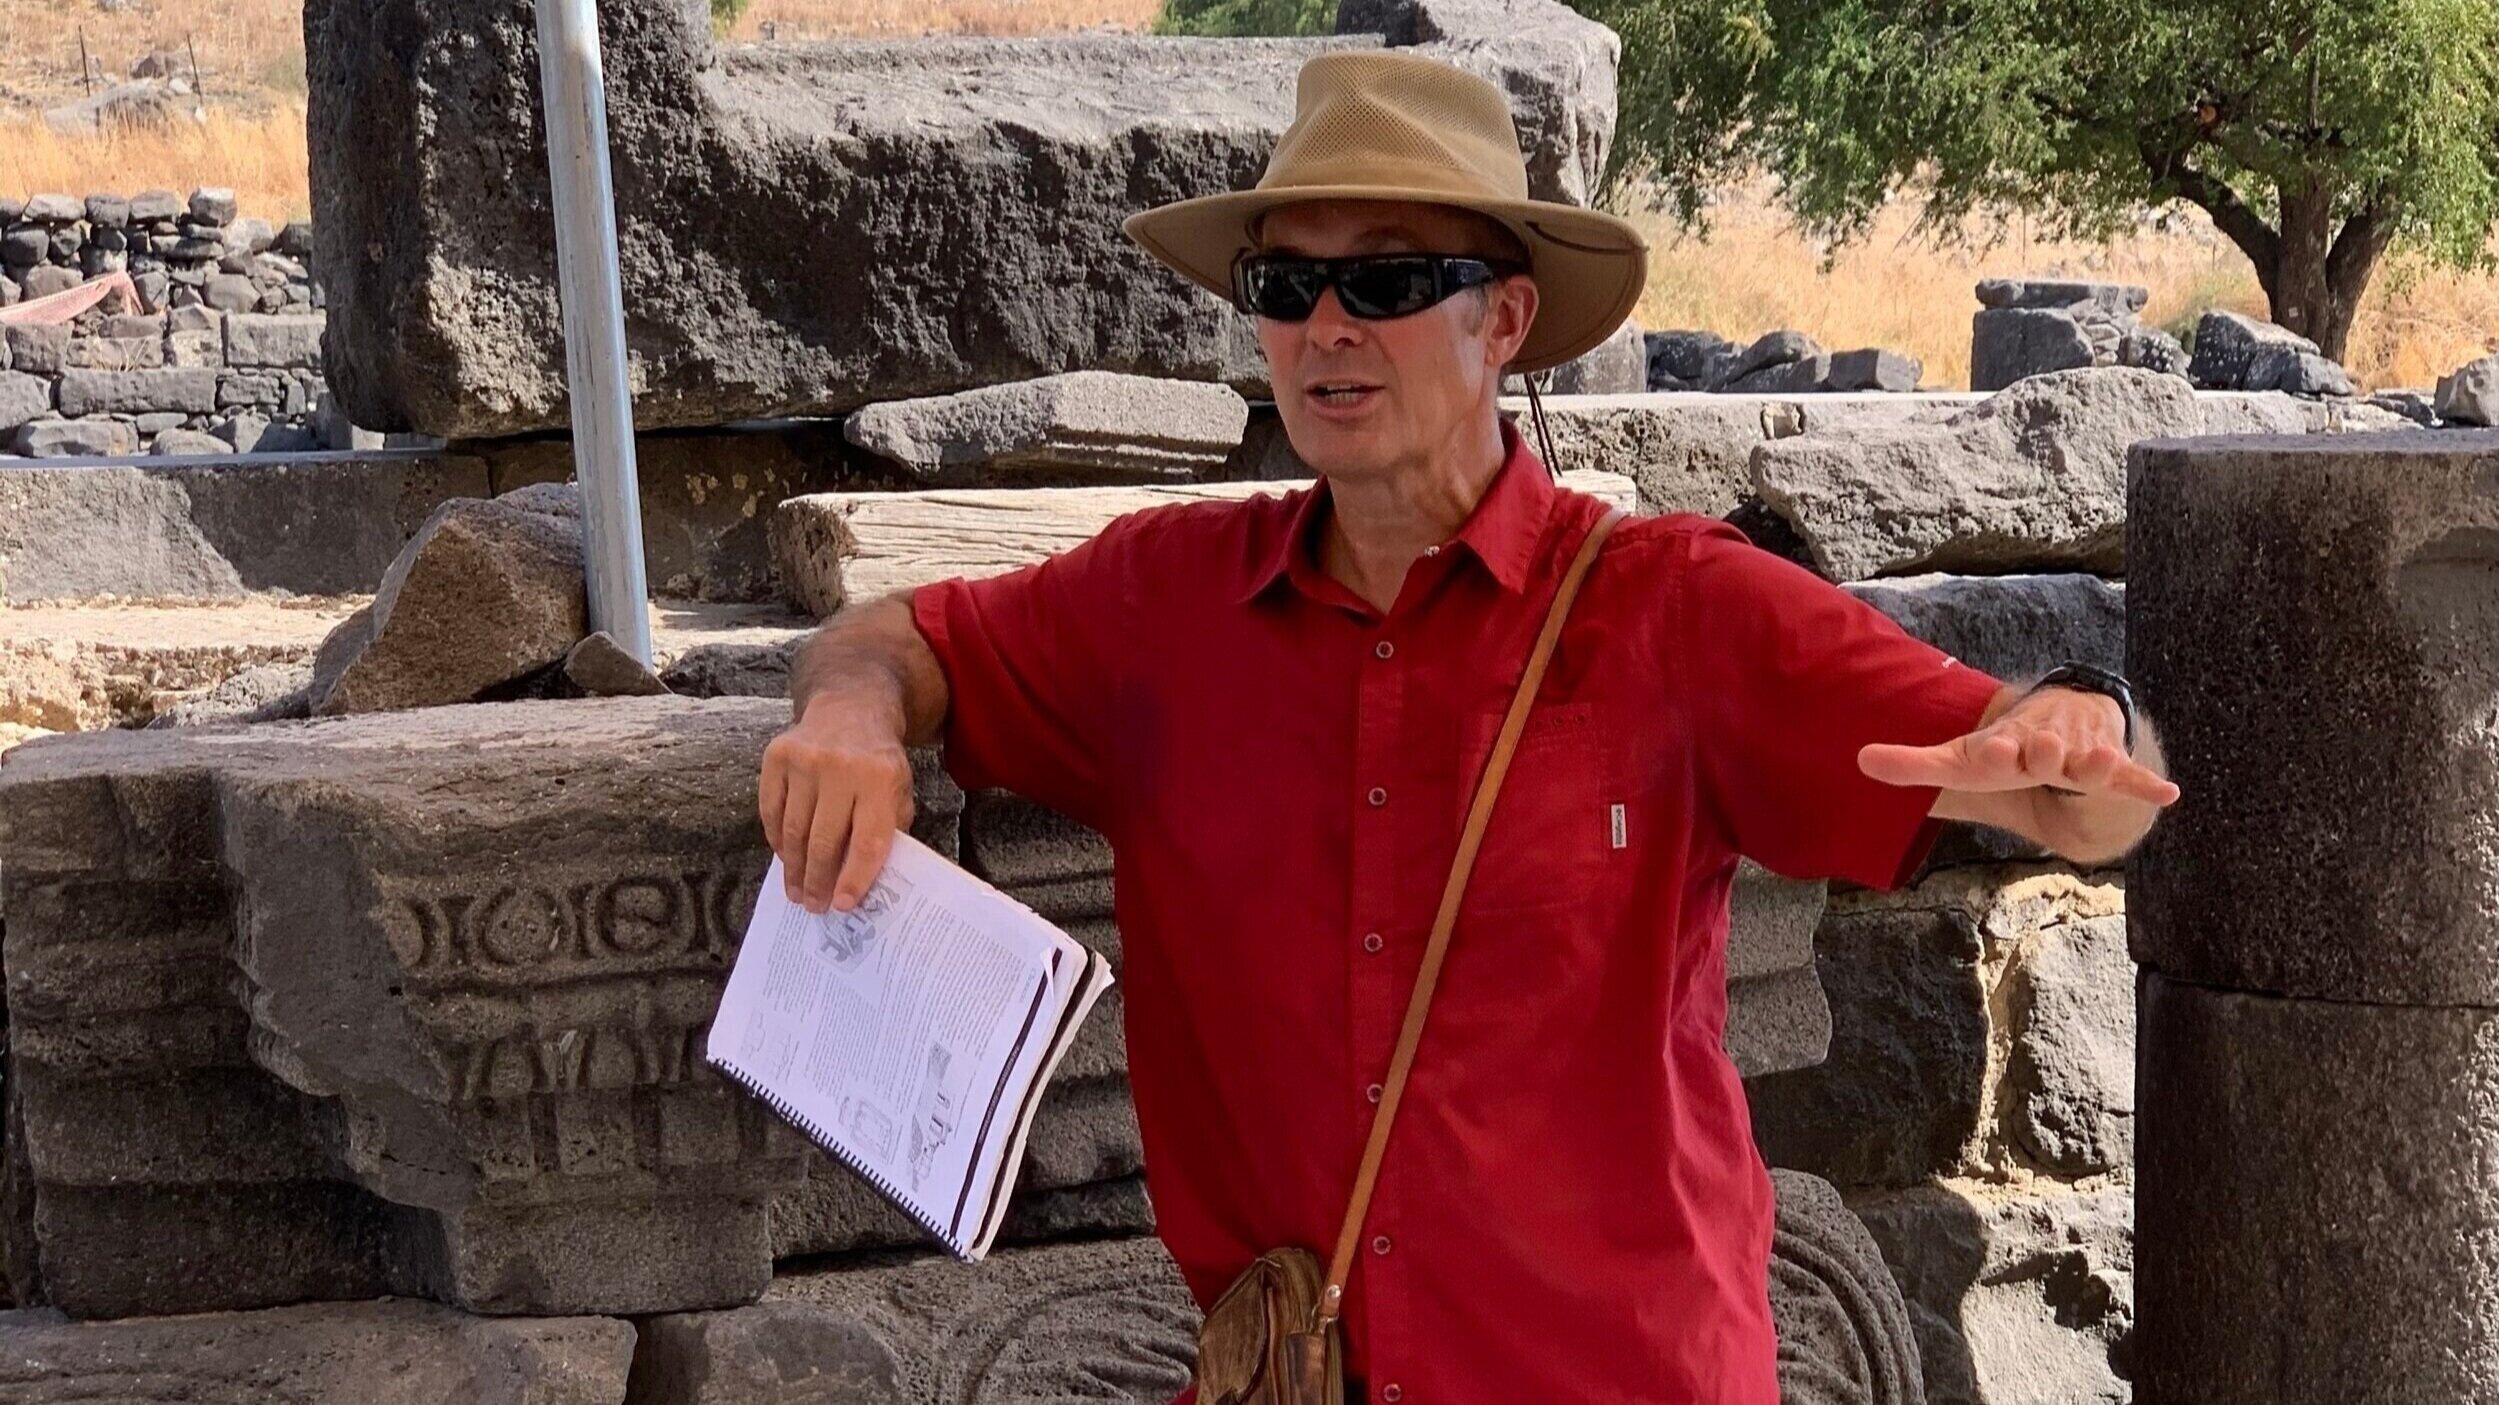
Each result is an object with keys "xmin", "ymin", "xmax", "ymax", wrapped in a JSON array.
[
  {"xmin": 909, "ymin": 511, "xmax": 1148, "ymax": 836},
  {"xmin": 1678, "ymin": 519, "xmax": 2008, "ymax": 890}
]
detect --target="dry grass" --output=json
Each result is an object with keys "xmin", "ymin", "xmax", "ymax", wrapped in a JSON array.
[
  {"xmin": 1630, "ymin": 178, "xmax": 2499, "ymax": 391},
  {"xmin": 0, "ymin": 107, "xmax": 312, "ymax": 222},
  {"xmin": 2, "ymin": 0, "xmax": 2490, "ymax": 389},
  {"xmin": 724, "ymin": 0, "xmax": 1161, "ymax": 40}
]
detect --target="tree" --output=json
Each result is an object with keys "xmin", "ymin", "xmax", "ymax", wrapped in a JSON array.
[{"xmin": 1571, "ymin": 0, "xmax": 2499, "ymax": 360}]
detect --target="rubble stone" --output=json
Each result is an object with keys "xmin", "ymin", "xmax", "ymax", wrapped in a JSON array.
[
  {"xmin": 312, "ymin": 492, "xmax": 587, "ymax": 714},
  {"xmin": 2435, "ymin": 353, "xmax": 2499, "ymax": 425},
  {"xmin": 844, "ymin": 371, "xmax": 1249, "ymax": 483},
  {"xmin": 1769, "ymin": 1169, "xmax": 1923, "ymax": 1405},
  {"xmin": 10, "ymin": 417, "xmax": 139, "ymax": 458},
  {"xmin": 2187, "ymin": 309, "xmax": 2316, "ymax": 389},
  {"xmin": 563, "ymin": 630, "xmax": 670, "ymax": 697},
  {"xmin": 0, "ymin": 371, "xmax": 50, "ymax": 431}
]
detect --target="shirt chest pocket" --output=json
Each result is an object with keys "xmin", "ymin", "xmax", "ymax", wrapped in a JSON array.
[{"xmin": 1453, "ymin": 701, "xmax": 1622, "ymax": 919}]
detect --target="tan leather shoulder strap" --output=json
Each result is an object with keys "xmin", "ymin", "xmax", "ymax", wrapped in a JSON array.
[{"xmin": 1313, "ymin": 505, "xmax": 1628, "ymax": 1330}]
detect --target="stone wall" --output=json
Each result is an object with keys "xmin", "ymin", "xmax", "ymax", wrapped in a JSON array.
[{"xmin": 0, "ymin": 189, "xmax": 366, "ymax": 458}]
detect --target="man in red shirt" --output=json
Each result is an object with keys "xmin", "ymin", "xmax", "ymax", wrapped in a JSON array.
[{"xmin": 758, "ymin": 50, "xmax": 2178, "ymax": 1404}]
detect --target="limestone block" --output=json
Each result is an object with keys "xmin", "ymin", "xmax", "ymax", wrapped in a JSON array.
[
  {"xmin": 845, "ymin": 371, "xmax": 1250, "ymax": 484},
  {"xmin": 2005, "ymin": 912, "xmax": 2131, "ymax": 1176},
  {"xmin": 305, "ymin": 0, "xmax": 1618, "ymax": 436},
  {"xmin": 769, "ymin": 470, "xmax": 1638, "ymax": 616},
  {"xmin": 1850, "ymin": 1180, "xmax": 2133, "ymax": 1405},
  {"xmin": 2137, "ymin": 971, "xmax": 2499, "ymax": 1403},
  {"xmin": 0, "ymin": 1299, "xmax": 636, "ymax": 1403},
  {"xmin": 1747, "ymin": 867, "xmax": 2124, "ymax": 1186},
  {"xmin": 57, "ymin": 367, "xmax": 218, "ymax": 417},
  {"xmin": 2127, "ymin": 430, "xmax": 2499, "ymax": 1002},
  {"xmin": 311, "ymin": 492, "xmax": 587, "ymax": 715},
  {"xmin": 0, "ymin": 370, "xmax": 50, "ymax": 431},
  {"xmin": 1495, "ymin": 392, "xmax": 1978, "ymax": 515},
  {"xmin": 1754, "ymin": 367, "xmax": 2198, "ymax": 581},
  {"xmin": 1970, "ymin": 308, "xmax": 2093, "ymax": 391},
  {"xmin": 9, "ymin": 417, "xmax": 139, "ymax": 459},
  {"xmin": 633, "ymin": 1236, "xmax": 1198, "ymax": 1404},
  {"xmin": 223, "ymin": 311, "xmax": 326, "ymax": 369},
  {"xmin": 1767, "ymin": 1169, "xmax": 1922, "ymax": 1405},
  {"xmin": 2435, "ymin": 352, "xmax": 2499, "ymax": 425},
  {"xmin": 1843, "ymin": 573, "xmax": 2125, "ymax": 685}
]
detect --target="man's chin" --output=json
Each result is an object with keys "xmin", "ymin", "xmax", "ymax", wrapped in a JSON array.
[{"xmin": 1280, "ymin": 420, "xmax": 1397, "ymax": 483}]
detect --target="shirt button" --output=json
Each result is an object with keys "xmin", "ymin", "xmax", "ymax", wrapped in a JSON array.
[
  {"xmin": 1362, "ymin": 932, "xmax": 1384, "ymax": 953},
  {"xmin": 1374, "ymin": 640, "xmax": 1395, "ymax": 660},
  {"xmin": 1382, "ymin": 1387, "xmax": 1404, "ymax": 1404},
  {"xmin": 1372, "ymin": 1234, "xmax": 1392, "ymax": 1255},
  {"xmin": 1366, "ymin": 1082, "xmax": 1383, "ymax": 1103},
  {"xmin": 1423, "ymin": 544, "xmax": 1441, "ymax": 556},
  {"xmin": 1367, "ymin": 786, "xmax": 1388, "ymax": 807}
]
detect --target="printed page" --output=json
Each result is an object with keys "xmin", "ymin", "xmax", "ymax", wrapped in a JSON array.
[{"xmin": 707, "ymin": 833, "xmax": 1087, "ymax": 1253}]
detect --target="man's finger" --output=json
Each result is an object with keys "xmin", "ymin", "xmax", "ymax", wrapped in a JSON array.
[
  {"xmin": 1859, "ymin": 728, "xmax": 2026, "ymax": 790},
  {"xmin": 759, "ymin": 741, "xmax": 790, "ymax": 849},
  {"xmin": 831, "ymin": 795, "xmax": 898, "ymax": 913},
  {"xmin": 2107, "ymin": 757, "xmax": 2182, "ymax": 805},
  {"xmin": 779, "ymin": 767, "xmax": 820, "ymax": 901},
  {"xmin": 800, "ymin": 786, "xmax": 856, "ymax": 914},
  {"xmin": 2021, "ymin": 728, "xmax": 2068, "ymax": 783}
]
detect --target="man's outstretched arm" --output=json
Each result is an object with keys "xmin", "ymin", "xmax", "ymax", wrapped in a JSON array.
[
  {"xmin": 761, "ymin": 592, "xmax": 950, "ymax": 915},
  {"xmin": 1867, "ymin": 678, "xmax": 2180, "ymax": 867}
]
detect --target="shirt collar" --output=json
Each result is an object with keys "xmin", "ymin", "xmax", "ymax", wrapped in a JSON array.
[{"xmin": 1241, "ymin": 417, "xmax": 1558, "ymax": 604}]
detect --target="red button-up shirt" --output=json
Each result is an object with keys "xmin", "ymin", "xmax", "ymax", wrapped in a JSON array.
[{"xmin": 912, "ymin": 419, "xmax": 2004, "ymax": 1403}]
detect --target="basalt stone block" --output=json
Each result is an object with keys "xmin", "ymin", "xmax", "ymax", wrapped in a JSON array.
[
  {"xmin": 1727, "ymin": 859, "xmax": 1832, "ymax": 1078},
  {"xmin": 1755, "ymin": 367, "xmax": 2197, "ymax": 581},
  {"xmin": 6, "ymin": 324, "xmax": 69, "ymax": 376},
  {"xmin": 56, "ymin": 367, "xmax": 218, "ymax": 417},
  {"xmin": 1843, "ymin": 572, "xmax": 2125, "ymax": 685},
  {"xmin": 1768, "ymin": 1169, "xmax": 1923, "ymax": 1405},
  {"xmin": 844, "ymin": 371, "xmax": 1250, "ymax": 484},
  {"xmin": 633, "ymin": 1236, "xmax": 1200, "ymax": 1405},
  {"xmin": 9, "ymin": 417, "xmax": 140, "ymax": 459},
  {"xmin": 305, "ymin": 0, "xmax": 1619, "ymax": 437},
  {"xmin": 1970, "ymin": 307, "xmax": 2094, "ymax": 392},
  {"xmin": 1515, "ymin": 392, "xmax": 1976, "ymax": 516},
  {"xmin": 2136, "ymin": 972, "xmax": 2499, "ymax": 1403},
  {"xmin": 0, "ymin": 697, "xmax": 831, "ymax": 1316},
  {"xmin": 0, "ymin": 370, "xmax": 50, "ymax": 431},
  {"xmin": 1826, "ymin": 347, "xmax": 1921, "ymax": 393},
  {"xmin": 2187, "ymin": 309, "xmax": 2316, "ymax": 390},
  {"xmin": 2128, "ymin": 430, "xmax": 2499, "ymax": 1003},
  {"xmin": 564, "ymin": 630, "xmax": 670, "ymax": 697},
  {"xmin": 1509, "ymin": 316, "xmax": 1646, "ymax": 395},
  {"xmin": 222, "ymin": 311, "xmax": 326, "ymax": 369},
  {"xmin": 1974, "ymin": 278, "xmax": 2148, "ymax": 315},
  {"xmin": 2437, "ymin": 354, "xmax": 2499, "ymax": 426},
  {"xmin": 0, "ymin": 1299, "xmax": 637, "ymax": 1404}
]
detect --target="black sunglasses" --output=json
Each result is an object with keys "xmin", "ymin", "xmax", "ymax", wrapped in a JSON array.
[{"xmin": 1229, "ymin": 252, "xmax": 1522, "ymax": 322}]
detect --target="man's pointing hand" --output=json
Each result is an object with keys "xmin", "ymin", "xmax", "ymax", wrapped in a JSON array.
[{"xmin": 1857, "ymin": 684, "xmax": 2181, "ymax": 806}]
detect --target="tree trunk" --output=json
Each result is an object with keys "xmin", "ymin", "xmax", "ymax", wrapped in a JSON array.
[{"xmin": 2264, "ymin": 181, "xmax": 2395, "ymax": 364}]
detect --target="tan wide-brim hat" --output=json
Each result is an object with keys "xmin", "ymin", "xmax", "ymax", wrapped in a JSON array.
[{"xmin": 1123, "ymin": 49, "xmax": 1649, "ymax": 375}]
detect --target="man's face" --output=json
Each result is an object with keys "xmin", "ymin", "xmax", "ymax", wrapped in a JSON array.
[{"xmin": 1251, "ymin": 199, "xmax": 1540, "ymax": 486}]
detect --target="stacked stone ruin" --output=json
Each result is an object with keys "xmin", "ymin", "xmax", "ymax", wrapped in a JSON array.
[
  {"xmin": 0, "ymin": 188, "xmax": 371, "ymax": 458},
  {"xmin": 0, "ymin": 1, "xmax": 2472, "ymax": 1401}
]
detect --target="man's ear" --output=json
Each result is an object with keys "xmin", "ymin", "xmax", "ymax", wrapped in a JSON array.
[{"xmin": 1486, "ymin": 274, "xmax": 1540, "ymax": 371}]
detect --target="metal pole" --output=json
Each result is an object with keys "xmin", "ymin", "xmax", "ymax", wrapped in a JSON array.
[{"xmin": 535, "ymin": 0, "xmax": 652, "ymax": 663}]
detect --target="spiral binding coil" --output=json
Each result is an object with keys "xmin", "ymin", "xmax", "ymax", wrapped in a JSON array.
[{"xmin": 708, "ymin": 1053, "xmax": 972, "ymax": 1258}]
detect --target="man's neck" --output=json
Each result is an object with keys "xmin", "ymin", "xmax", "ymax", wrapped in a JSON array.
[{"xmin": 1319, "ymin": 413, "xmax": 1509, "ymax": 614}]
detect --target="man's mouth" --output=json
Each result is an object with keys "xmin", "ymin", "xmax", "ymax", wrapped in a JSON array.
[{"xmin": 1306, "ymin": 380, "xmax": 1381, "ymax": 408}]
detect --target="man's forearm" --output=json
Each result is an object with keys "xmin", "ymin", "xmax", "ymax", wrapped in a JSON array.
[{"xmin": 787, "ymin": 591, "xmax": 951, "ymax": 747}]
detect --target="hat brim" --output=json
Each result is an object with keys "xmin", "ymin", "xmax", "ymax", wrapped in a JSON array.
[{"xmin": 1123, "ymin": 185, "xmax": 1649, "ymax": 376}]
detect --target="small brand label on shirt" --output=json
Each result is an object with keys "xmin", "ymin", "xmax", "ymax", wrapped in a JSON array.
[{"xmin": 1609, "ymin": 803, "xmax": 1627, "ymax": 849}]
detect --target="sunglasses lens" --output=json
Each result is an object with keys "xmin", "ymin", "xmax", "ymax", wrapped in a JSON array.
[
  {"xmin": 1337, "ymin": 257, "xmax": 1439, "ymax": 318},
  {"xmin": 1241, "ymin": 259, "xmax": 1324, "ymax": 320}
]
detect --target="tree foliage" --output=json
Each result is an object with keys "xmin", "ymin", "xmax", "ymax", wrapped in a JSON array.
[
  {"xmin": 1151, "ymin": 0, "xmax": 1337, "ymax": 36},
  {"xmin": 1569, "ymin": 0, "xmax": 2499, "ymax": 357},
  {"xmin": 710, "ymin": 0, "xmax": 752, "ymax": 33}
]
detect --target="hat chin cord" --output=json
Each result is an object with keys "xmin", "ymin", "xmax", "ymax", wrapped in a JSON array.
[{"xmin": 1523, "ymin": 370, "xmax": 1562, "ymax": 481}]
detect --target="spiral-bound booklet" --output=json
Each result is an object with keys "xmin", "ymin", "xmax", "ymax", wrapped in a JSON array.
[{"xmin": 706, "ymin": 833, "xmax": 1115, "ymax": 1262}]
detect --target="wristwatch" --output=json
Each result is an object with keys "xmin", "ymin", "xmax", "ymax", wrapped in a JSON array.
[{"xmin": 2025, "ymin": 661, "xmax": 2137, "ymax": 752}]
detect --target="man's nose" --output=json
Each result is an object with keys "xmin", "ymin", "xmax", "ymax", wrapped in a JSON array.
[{"xmin": 1301, "ymin": 285, "xmax": 1365, "ymax": 348}]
